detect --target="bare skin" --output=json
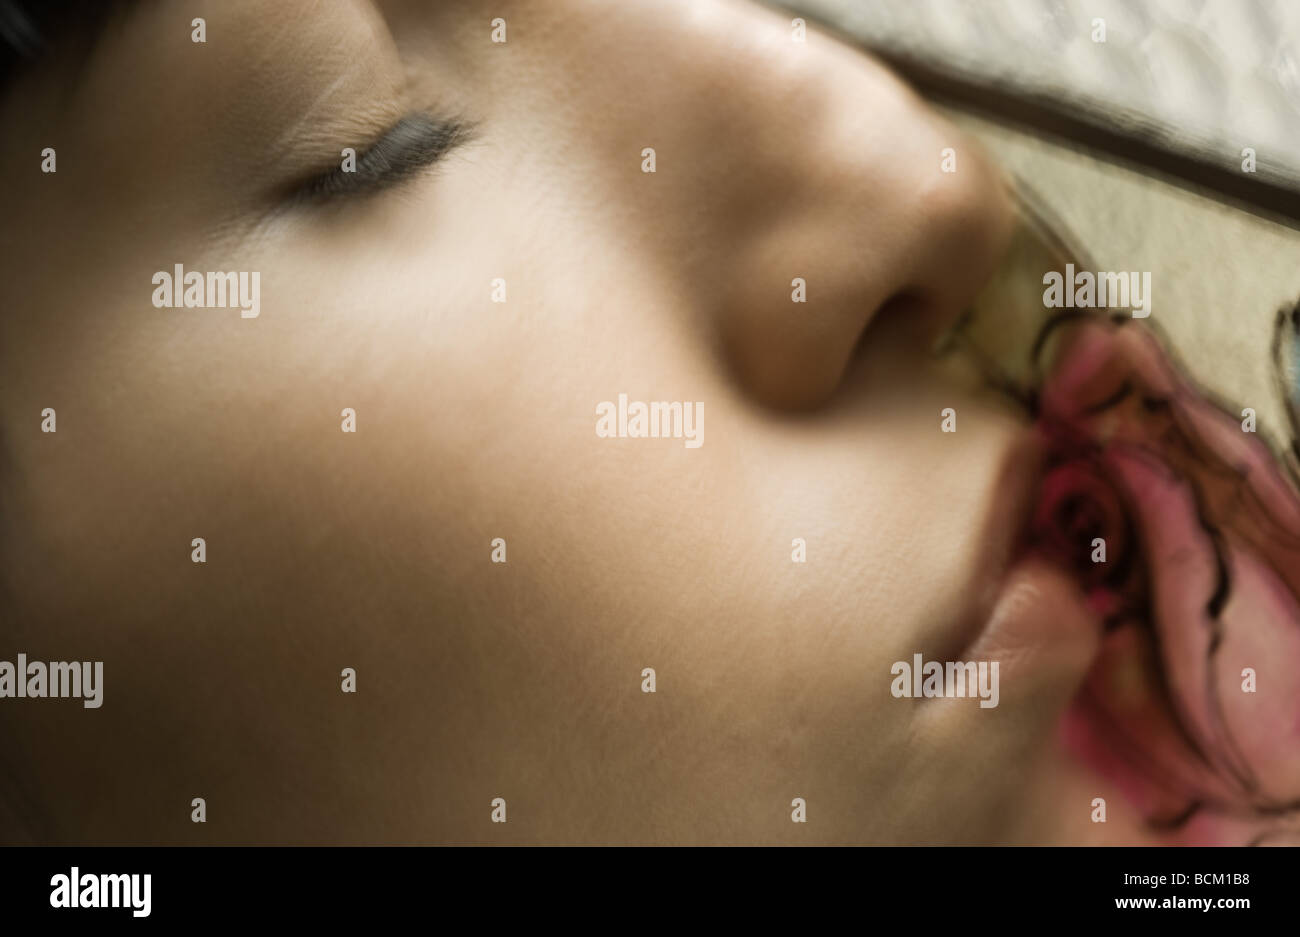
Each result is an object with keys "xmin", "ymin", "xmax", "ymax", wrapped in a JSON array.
[{"xmin": 0, "ymin": 0, "xmax": 1158, "ymax": 844}]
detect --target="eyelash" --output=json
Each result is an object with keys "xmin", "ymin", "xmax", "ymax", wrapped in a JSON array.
[{"xmin": 293, "ymin": 114, "xmax": 470, "ymax": 204}]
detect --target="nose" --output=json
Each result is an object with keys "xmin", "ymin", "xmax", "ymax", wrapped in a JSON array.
[{"xmin": 636, "ymin": 1, "xmax": 1017, "ymax": 409}]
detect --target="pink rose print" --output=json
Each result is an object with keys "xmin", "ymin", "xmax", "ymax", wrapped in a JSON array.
[{"xmin": 1026, "ymin": 312, "xmax": 1300, "ymax": 844}]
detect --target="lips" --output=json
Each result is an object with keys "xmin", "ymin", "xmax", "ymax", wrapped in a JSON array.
[{"xmin": 1024, "ymin": 314, "xmax": 1300, "ymax": 840}]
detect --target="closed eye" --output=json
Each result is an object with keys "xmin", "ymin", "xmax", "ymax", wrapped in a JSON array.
[{"xmin": 291, "ymin": 112, "xmax": 471, "ymax": 204}]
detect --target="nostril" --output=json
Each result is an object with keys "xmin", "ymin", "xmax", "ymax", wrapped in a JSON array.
[
  {"xmin": 702, "ymin": 85, "xmax": 1016, "ymax": 412},
  {"xmin": 713, "ymin": 197, "xmax": 1013, "ymax": 414},
  {"xmin": 859, "ymin": 288, "xmax": 948, "ymax": 358},
  {"xmin": 719, "ymin": 287, "xmax": 942, "ymax": 413}
]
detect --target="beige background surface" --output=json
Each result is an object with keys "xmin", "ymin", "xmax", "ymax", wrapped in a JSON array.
[
  {"xmin": 782, "ymin": 0, "xmax": 1300, "ymax": 216},
  {"xmin": 946, "ymin": 105, "xmax": 1300, "ymax": 456}
]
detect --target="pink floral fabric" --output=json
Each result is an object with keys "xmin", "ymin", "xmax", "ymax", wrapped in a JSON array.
[{"xmin": 1026, "ymin": 313, "xmax": 1300, "ymax": 843}]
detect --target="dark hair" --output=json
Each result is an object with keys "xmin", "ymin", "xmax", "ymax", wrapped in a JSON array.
[{"xmin": 0, "ymin": 0, "xmax": 112, "ymax": 89}]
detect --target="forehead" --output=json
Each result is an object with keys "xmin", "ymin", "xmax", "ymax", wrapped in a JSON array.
[{"xmin": 81, "ymin": 0, "xmax": 406, "ymax": 146}]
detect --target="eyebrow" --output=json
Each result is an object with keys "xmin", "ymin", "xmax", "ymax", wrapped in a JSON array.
[{"xmin": 291, "ymin": 111, "xmax": 472, "ymax": 203}]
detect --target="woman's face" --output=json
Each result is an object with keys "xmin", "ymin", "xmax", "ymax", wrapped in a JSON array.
[{"xmin": 1, "ymin": 0, "xmax": 1135, "ymax": 843}]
